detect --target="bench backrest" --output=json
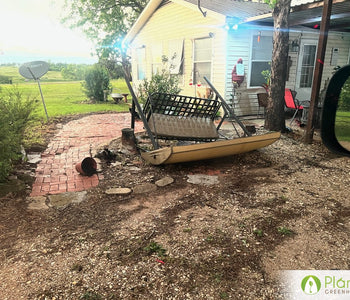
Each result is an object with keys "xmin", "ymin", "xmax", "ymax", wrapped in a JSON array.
[
  {"xmin": 143, "ymin": 93, "xmax": 222, "ymax": 120},
  {"xmin": 143, "ymin": 93, "xmax": 225, "ymax": 141}
]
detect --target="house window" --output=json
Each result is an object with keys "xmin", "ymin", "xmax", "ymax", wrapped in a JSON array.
[
  {"xmin": 299, "ymin": 44, "xmax": 317, "ymax": 88},
  {"xmin": 250, "ymin": 35, "xmax": 273, "ymax": 87},
  {"xmin": 151, "ymin": 44, "xmax": 163, "ymax": 75},
  {"xmin": 169, "ymin": 39, "xmax": 184, "ymax": 74},
  {"xmin": 136, "ymin": 47, "xmax": 146, "ymax": 80},
  {"xmin": 193, "ymin": 38, "xmax": 212, "ymax": 84}
]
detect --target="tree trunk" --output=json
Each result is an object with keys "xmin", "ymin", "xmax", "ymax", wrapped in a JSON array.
[{"xmin": 265, "ymin": 0, "xmax": 291, "ymax": 132}]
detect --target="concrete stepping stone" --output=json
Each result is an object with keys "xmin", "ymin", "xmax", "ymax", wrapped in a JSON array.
[
  {"xmin": 187, "ymin": 174, "xmax": 219, "ymax": 186},
  {"xmin": 27, "ymin": 196, "xmax": 48, "ymax": 210},
  {"xmin": 155, "ymin": 176, "xmax": 174, "ymax": 187},
  {"xmin": 105, "ymin": 187, "xmax": 132, "ymax": 195},
  {"xmin": 133, "ymin": 182, "xmax": 157, "ymax": 194},
  {"xmin": 48, "ymin": 191, "xmax": 87, "ymax": 208}
]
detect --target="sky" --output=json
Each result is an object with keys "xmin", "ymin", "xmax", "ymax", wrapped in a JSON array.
[{"xmin": 0, "ymin": 0, "xmax": 98, "ymax": 64}]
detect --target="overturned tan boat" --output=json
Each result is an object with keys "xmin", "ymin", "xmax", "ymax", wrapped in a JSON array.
[
  {"xmin": 141, "ymin": 131, "xmax": 280, "ymax": 165},
  {"xmin": 123, "ymin": 71, "xmax": 280, "ymax": 166}
]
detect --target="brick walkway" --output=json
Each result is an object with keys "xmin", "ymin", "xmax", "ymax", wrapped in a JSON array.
[{"xmin": 30, "ymin": 113, "xmax": 143, "ymax": 197}]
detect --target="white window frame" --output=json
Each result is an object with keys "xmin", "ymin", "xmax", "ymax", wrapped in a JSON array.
[
  {"xmin": 151, "ymin": 43, "xmax": 163, "ymax": 75},
  {"xmin": 168, "ymin": 39, "xmax": 184, "ymax": 74},
  {"xmin": 136, "ymin": 46, "xmax": 146, "ymax": 80},
  {"xmin": 193, "ymin": 37, "xmax": 212, "ymax": 85},
  {"xmin": 296, "ymin": 40, "xmax": 318, "ymax": 88},
  {"xmin": 249, "ymin": 34, "xmax": 273, "ymax": 88}
]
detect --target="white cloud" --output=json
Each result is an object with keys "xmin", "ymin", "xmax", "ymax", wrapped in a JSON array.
[{"xmin": 0, "ymin": 0, "xmax": 97, "ymax": 60}]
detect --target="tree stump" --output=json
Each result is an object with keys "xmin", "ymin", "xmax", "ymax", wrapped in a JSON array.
[{"xmin": 121, "ymin": 128, "xmax": 137, "ymax": 153}]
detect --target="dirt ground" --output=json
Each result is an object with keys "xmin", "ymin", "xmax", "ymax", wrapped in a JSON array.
[{"xmin": 0, "ymin": 118, "xmax": 349, "ymax": 300}]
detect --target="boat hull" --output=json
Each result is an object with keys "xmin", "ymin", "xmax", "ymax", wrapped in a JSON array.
[{"xmin": 141, "ymin": 132, "xmax": 281, "ymax": 165}]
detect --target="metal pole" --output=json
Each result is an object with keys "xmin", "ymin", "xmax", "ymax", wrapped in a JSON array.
[
  {"xmin": 26, "ymin": 66, "xmax": 49, "ymax": 122},
  {"xmin": 304, "ymin": 0, "xmax": 333, "ymax": 143},
  {"xmin": 204, "ymin": 76, "xmax": 251, "ymax": 136},
  {"xmin": 37, "ymin": 80, "xmax": 49, "ymax": 122},
  {"xmin": 121, "ymin": 51, "xmax": 159, "ymax": 149}
]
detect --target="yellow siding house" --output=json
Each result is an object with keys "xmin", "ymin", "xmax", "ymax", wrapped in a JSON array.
[{"xmin": 124, "ymin": 0, "xmax": 350, "ymax": 116}]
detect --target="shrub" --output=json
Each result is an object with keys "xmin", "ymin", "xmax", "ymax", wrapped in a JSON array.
[
  {"xmin": 0, "ymin": 88, "xmax": 36, "ymax": 181},
  {"xmin": 0, "ymin": 75, "xmax": 12, "ymax": 84},
  {"xmin": 61, "ymin": 64, "xmax": 89, "ymax": 81},
  {"xmin": 82, "ymin": 64, "xmax": 111, "ymax": 101},
  {"xmin": 138, "ymin": 56, "xmax": 181, "ymax": 102},
  {"xmin": 338, "ymin": 76, "xmax": 350, "ymax": 111}
]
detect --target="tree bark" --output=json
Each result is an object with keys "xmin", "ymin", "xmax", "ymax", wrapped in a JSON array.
[{"xmin": 265, "ymin": 0, "xmax": 291, "ymax": 132}]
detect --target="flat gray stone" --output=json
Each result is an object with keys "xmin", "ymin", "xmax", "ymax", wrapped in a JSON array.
[
  {"xmin": 155, "ymin": 176, "xmax": 174, "ymax": 187},
  {"xmin": 106, "ymin": 187, "xmax": 132, "ymax": 195},
  {"xmin": 27, "ymin": 153, "xmax": 42, "ymax": 164},
  {"xmin": 187, "ymin": 174, "xmax": 219, "ymax": 186},
  {"xmin": 127, "ymin": 166, "xmax": 141, "ymax": 172},
  {"xmin": 48, "ymin": 191, "xmax": 87, "ymax": 208},
  {"xmin": 27, "ymin": 196, "xmax": 48, "ymax": 210},
  {"xmin": 133, "ymin": 183, "xmax": 157, "ymax": 194}
]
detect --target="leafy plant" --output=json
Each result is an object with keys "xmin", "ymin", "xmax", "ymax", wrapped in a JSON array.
[
  {"xmin": 138, "ymin": 55, "xmax": 181, "ymax": 102},
  {"xmin": 277, "ymin": 226, "xmax": 293, "ymax": 236},
  {"xmin": 261, "ymin": 67, "xmax": 271, "ymax": 93},
  {"xmin": 253, "ymin": 229, "xmax": 264, "ymax": 237},
  {"xmin": 0, "ymin": 87, "xmax": 36, "ymax": 181},
  {"xmin": 144, "ymin": 241, "xmax": 167, "ymax": 257},
  {"xmin": 0, "ymin": 75, "xmax": 12, "ymax": 84},
  {"xmin": 338, "ymin": 76, "xmax": 350, "ymax": 111},
  {"xmin": 80, "ymin": 291, "xmax": 102, "ymax": 300},
  {"xmin": 61, "ymin": 64, "xmax": 88, "ymax": 81},
  {"xmin": 82, "ymin": 64, "xmax": 111, "ymax": 101}
]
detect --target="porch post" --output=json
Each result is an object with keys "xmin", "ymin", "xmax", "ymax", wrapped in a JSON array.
[{"xmin": 304, "ymin": 0, "xmax": 333, "ymax": 143}]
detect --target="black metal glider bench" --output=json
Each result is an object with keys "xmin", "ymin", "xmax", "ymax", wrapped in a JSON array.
[
  {"xmin": 123, "ymin": 74, "xmax": 280, "ymax": 165},
  {"xmin": 143, "ymin": 92, "xmax": 227, "ymax": 142}
]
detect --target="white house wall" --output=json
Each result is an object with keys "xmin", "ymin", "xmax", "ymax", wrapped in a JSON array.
[
  {"xmin": 129, "ymin": 1, "xmax": 227, "ymax": 99},
  {"xmin": 225, "ymin": 28, "xmax": 350, "ymax": 116},
  {"xmin": 129, "ymin": 0, "xmax": 350, "ymax": 117}
]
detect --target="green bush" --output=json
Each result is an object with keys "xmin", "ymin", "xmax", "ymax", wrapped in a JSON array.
[
  {"xmin": 0, "ymin": 88, "xmax": 36, "ymax": 181},
  {"xmin": 138, "ymin": 56, "xmax": 181, "ymax": 102},
  {"xmin": 61, "ymin": 64, "xmax": 89, "ymax": 81},
  {"xmin": 0, "ymin": 75, "xmax": 12, "ymax": 84},
  {"xmin": 338, "ymin": 76, "xmax": 350, "ymax": 111},
  {"xmin": 82, "ymin": 64, "xmax": 111, "ymax": 101}
]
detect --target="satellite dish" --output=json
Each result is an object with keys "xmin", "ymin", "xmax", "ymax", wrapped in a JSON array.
[
  {"xmin": 19, "ymin": 61, "xmax": 49, "ymax": 80},
  {"xmin": 18, "ymin": 61, "xmax": 50, "ymax": 121}
]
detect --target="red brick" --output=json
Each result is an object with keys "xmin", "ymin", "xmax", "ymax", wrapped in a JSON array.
[
  {"xmin": 35, "ymin": 176, "xmax": 44, "ymax": 184},
  {"xmin": 50, "ymin": 176, "xmax": 60, "ymax": 183},
  {"xmin": 50, "ymin": 184, "xmax": 59, "ymax": 191},
  {"xmin": 59, "ymin": 175, "xmax": 68, "ymax": 182},
  {"xmin": 67, "ymin": 182, "xmax": 76, "ymax": 190},
  {"xmin": 48, "ymin": 190, "xmax": 62, "ymax": 195},
  {"xmin": 31, "ymin": 185, "xmax": 42, "ymax": 193},
  {"xmin": 41, "ymin": 185, "xmax": 50, "ymax": 192},
  {"xmin": 59, "ymin": 183, "xmax": 67, "ymax": 191}
]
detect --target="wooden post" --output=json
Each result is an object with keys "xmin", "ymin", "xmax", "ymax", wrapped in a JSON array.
[
  {"xmin": 304, "ymin": 0, "xmax": 333, "ymax": 143},
  {"xmin": 121, "ymin": 128, "xmax": 137, "ymax": 153}
]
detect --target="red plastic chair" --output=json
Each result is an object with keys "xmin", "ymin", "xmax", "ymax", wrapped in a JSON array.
[{"xmin": 285, "ymin": 88, "xmax": 303, "ymax": 125}]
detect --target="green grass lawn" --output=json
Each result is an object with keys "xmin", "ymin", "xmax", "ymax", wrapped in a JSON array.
[
  {"xmin": 0, "ymin": 73, "xmax": 133, "ymax": 147},
  {"xmin": 1, "ymin": 78, "xmax": 131, "ymax": 120},
  {"xmin": 0, "ymin": 65, "xmax": 66, "ymax": 83},
  {"xmin": 335, "ymin": 111, "xmax": 350, "ymax": 142}
]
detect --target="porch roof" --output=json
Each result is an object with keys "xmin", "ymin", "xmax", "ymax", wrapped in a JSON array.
[
  {"xmin": 246, "ymin": 0, "xmax": 350, "ymax": 32},
  {"xmin": 183, "ymin": 0, "xmax": 271, "ymax": 20},
  {"xmin": 124, "ymin": 0, "xmax": 350, "ymax": 45}
]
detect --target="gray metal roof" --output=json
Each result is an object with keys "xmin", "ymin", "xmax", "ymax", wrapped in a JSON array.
[
  {"xmin": 184, "ymin": 0, "xmax": 271, "ymax": 20},
  {"xmin": 184, "ymin": 0, "xmax": 350, "ymax": 32}
]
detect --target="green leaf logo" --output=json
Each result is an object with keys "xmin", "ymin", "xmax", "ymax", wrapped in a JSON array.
[{"xmin": 301, "ymin": 275, "xmax": 321, "ymax": 295}]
